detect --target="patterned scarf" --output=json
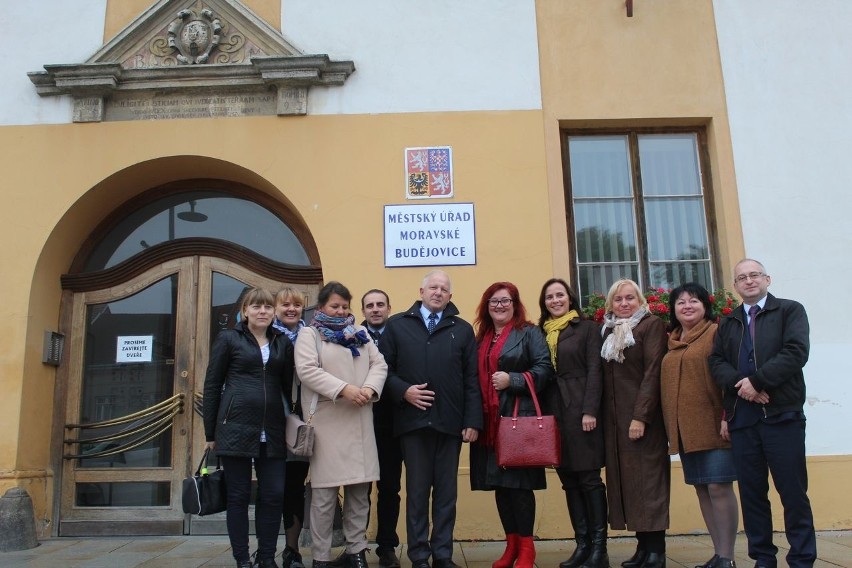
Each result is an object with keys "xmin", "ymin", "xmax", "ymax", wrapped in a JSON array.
[
  {"xmin": 311, "ymin": 312, "xmax": 370, "ymax": 356},
  {"xmin": 477, "ymin": 328, "xmax": 511, "ymax": 448},
  {"xmin": 272, "ymin": 317, "xmax": 305, "ymax": 343},
  {"xmin": 601, "ymin": 306, "xmax": 649, "ymax": 363},
  {"xmin": 543, "ymin": 310, "xmax": 579, "ymax": 368}
]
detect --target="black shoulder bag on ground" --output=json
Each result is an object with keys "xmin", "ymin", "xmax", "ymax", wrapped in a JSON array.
[{"xmin": 182, "ymin": 447, "xmax": 227, "ymax": 516}]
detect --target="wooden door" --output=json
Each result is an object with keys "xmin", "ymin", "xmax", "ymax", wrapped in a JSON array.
[{"xmin": 58, "ymin": 256, "xmax": 316, "ymax": 535}]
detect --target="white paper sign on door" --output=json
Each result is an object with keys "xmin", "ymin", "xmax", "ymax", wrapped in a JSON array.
[{"xmin": 116, "ymin": 335, "xmax": 154, "ymax": 363}]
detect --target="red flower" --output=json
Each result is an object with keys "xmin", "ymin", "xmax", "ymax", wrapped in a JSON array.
[
  {"xmin": 709, "ymin": 295, "xmax": 716, "ymax": 303},
  {"xmin": 647, "ymin": 295, "xmax": 659, "ymax": 302},
  {"xmin": 722, "ymin": 307, "xmax": 732, "ymax": 315},
  {"xmin": 726, "ymin": 297, "xmax": 733, "ymax": 306}
]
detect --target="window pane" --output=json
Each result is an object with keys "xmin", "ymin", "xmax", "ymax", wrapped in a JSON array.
[
  {"xmin": 568, "ymin": 136, "xmax": 632, "ymax": 197},
  {"xmin": 574, "ymin": 200, "xmax": 638, "ymax": 263},
  {"xmin": 78, "ymin": 277, "xmax": 176, "ymax": 468},
  {"xmin": 84, "ymin": 190, "xmax": 310, "ymax": 271},
  {"xmin": 579, "ymin": 263, "xmax": 639, "ymax": 306},
  {"xmin": 650, "ymin": 261, "xmax": 712, "ymax": 291},
  {"xmin": 638, "ymin": 134, "xmax": 701, "ymax": 196},
  {"xmin": 644, "ymin": 197, "xmax": 709, "ymax": 262}
]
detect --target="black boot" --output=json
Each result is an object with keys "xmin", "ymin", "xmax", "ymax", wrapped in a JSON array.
[
  {"xmin": 560, "ymin": 489, "xmax": 591, "ymax": 568},
  {"xmin": 348, "ymin": 550, "xmax": 369, "ymax": 568},
  {"xmin": 620, "ymin": 549, "xmax": 646, "ymax": 568},
  {"xmin": 641, "ymin": 552, "xmax": 666, "ymax": 568},
  {"xmin": 581, "ymin": 486, "xmax": 609, "ymax": 568}
]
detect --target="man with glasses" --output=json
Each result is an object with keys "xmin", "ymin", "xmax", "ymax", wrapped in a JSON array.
[
  {"xmin": 709, "ymin": 259, "xmax": 816, "ymax": 568},
  {"xmin": 379, "ymin": 270, "xmax": 482, "ymax": 568}
]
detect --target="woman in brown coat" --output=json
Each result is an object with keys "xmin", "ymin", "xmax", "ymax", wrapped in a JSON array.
[
  {"xmin": 661, "ymin": 283, "xmax": 737, "ymax": 568},
  {"xmin": 538, "ymin": 279, "xmax": 608, "ymax": 568},
  {"xmin": 600, "ymin": 279, "xmax": 669, "ymax": 568}
]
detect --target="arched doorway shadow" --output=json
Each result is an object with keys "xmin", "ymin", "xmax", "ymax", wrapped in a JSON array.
[{"xmin": 28, "ymin": 156, "xmax": 322, "ymax": 535}]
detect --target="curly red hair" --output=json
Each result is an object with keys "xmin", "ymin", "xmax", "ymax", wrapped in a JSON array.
[{"xmin": 474, "ymin": 281, "xmax": 529, "ymax": 342}]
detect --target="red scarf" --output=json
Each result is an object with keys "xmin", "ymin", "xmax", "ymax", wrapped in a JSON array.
[{"xmin": 478, "ymin": 328, "xmax": 510, "ymax": 448}]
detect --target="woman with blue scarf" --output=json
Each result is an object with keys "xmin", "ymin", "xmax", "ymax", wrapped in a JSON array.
[
  {"xmin": 294, "ymin": 282, "xmax": 387, "ymax": 568},
  {"xmin": 273, "ymin": 287, "xmax": 309, "ymax": 568}
]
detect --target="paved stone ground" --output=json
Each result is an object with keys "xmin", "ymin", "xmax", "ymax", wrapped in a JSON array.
[{"xmin": 0, "ymin": 532, "xmax": 849, "ymax": 568}]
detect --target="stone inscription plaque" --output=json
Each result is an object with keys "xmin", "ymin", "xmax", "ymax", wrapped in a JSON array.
[
  {"xmin": 73, "ymin": 97, "xmax": 105, "ymax": 123},
  {"xmin": 104, "ymin": 91, "xmax": 277, "ymax": 121}
]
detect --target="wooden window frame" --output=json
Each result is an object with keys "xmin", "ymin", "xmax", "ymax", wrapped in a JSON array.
[{"xmin": 560, "ymin": 126, "xmax": 721, "ymax": 302}]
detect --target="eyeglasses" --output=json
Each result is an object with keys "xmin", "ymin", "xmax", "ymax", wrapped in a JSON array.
[
  {"xmin": 734, "ymin": 272, "xmax": 765, "ymax": 283},
  {"xmin": 488, "ymin": 298, "xmax": 513, "ymax": 307}
]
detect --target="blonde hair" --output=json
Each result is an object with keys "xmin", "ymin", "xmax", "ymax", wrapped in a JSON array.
[
  {"xmin": 275, "ymin": 286, "xmax": 306, "ymax": 306},
  {"xmin": 604, "ymin": 279, "xmax": 647, "ymax": 313}
]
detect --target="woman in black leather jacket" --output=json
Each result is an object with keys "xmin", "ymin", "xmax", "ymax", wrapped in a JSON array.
[
  {"xmin": 203, "ymin": 288, "xmax": 294, "ymax": 568},
  {"xmin": 470, "ymin": 281, "xmax": 553, "ymax": 568}
]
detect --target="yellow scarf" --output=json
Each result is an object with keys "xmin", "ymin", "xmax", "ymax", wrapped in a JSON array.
[{"xmin": 543, "ymin": 310, "xmax": 579, "ymax": 368}]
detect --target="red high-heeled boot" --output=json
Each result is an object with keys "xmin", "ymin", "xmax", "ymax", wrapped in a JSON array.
[
  {"xmin": 493, "ymin": 533, "xmax": 520, "ymax": 568},
  {"xmin": 515, "ymin": 536, "xmax": 536, "ymax": 568}
]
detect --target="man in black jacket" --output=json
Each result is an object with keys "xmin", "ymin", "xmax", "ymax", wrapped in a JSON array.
[
  {"xmin": 361, "ymin": 289, "xmax": 403, "ymax": 568},
  {"xmin": 709, "ymin": 259, "xmax": 816, "ymax": 568},
  {"xmin": 379, "ymin": 270, "xmax": 482, "ymax": 568}
]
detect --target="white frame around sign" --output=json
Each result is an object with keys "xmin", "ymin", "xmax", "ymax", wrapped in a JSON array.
[{"xmin": 384, "ymin": 203, "xmax": 476, "ymax": 267}]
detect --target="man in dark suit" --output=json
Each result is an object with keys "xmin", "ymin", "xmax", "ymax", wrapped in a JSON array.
[
  {"xmin": 709, "ymin": 259, "xmax": 816, "ymax": 568},
  {"xmin": 380, "ymin": 270, "xmax": 482, "ymax": 568},
  {"xmin": 361, "ymin": 289, "xmax": 403, "ymax": 568}
]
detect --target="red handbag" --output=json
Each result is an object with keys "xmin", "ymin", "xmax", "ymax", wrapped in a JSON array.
[{"xmin": 496, "ymin": 371, "xmax": 561, "ymax": 468}]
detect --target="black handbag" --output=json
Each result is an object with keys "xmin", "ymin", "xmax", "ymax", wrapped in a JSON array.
[{"xmin": 182, "ymin": 448, "xmax": 227, "ymax": 516}]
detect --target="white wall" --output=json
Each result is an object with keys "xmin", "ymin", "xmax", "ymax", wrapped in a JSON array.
[
  {"xmin": 0, "ymin": 0, "xmax": 542, "ymax": 126},
  {"xmin": 0, "ymin": 0, "xmax": 107, "ymax": 125},
  {"xmin": 280, "ymin": 0, "xmax": 542, "ymax": 115},
  {"xmin": 714, "ymin": 0, "xmax": 852, "ymax": 454}
]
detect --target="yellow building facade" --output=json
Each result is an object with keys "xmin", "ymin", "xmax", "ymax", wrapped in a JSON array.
[{"xmin": 0, "ymin": 0, "xmax": 848, "ymax": 539}]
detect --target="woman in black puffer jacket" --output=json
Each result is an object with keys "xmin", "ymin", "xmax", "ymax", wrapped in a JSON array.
[{"xmin": 203, "ymin": 288, "xmax": 294, "ymax": 568}]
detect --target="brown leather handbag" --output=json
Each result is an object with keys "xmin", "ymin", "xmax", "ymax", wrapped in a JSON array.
[{"xmin": 496, "ymin": 371, "xmax": 561, "ymax": 468}]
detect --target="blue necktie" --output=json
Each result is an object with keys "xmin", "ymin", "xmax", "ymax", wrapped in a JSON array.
[
  {"xmin": 427, "ymin": 313, "xmax": 438, "ymax": 334},
  {"xmin": 748, "ymin": 305, "xmax": 760, "ymax": 342}
]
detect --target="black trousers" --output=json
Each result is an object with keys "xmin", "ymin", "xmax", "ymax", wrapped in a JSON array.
[
  {"xmin": 221, "ymin": 445, "xmax": 286, "ymax": 562},
  {"xmin": 400, "ymin": 428, "xmax": 463, "ymax": 563},
  {"xmin": 282, "ymin": 460, "xmax": 310, "ymax": 529},
  {"xmin": 730, "ymin": 419, "xmax": 816, "ymax": 568},
  {"xmin": 374, "ymin": 425, "xmax": 404, "ymax": 553},
  {"xmin": 555, "ymin": 468, "xmax": 605, "ymax": 493}
]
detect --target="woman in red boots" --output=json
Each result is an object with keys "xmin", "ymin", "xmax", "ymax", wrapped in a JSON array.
[{"xmin": 470, "ymin": 282, "xmax": 553, "ymax": 568}]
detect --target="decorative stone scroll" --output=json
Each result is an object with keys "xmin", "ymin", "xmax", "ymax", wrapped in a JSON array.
[{"xmin": 27, "ymin": 0, "xmax": 354, "ymax": 122}]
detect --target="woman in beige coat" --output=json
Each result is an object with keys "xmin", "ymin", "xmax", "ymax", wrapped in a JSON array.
[{"xmin": 294, "ymin": 282, "xmax": 388, "ymax": 568}]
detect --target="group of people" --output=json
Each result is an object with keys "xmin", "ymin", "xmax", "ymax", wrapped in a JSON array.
[{"xmin": 202, "ymin": 260, "xmax": 817, "ymax": 568}]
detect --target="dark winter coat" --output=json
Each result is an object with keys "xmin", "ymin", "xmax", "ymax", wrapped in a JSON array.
[
  {"xmin": 380, "ymin": 301, "xmax": 483, "ymax": 438},
  {"xmin": 202, "ymin": 321, "xmax": 294, "ymax": 458},
  {"xmin": 469, "ymin": 324, "xmax": 554, "ymax": 491},
  {"xmin": 544, "ymin": 318, "xmax": 605, "ymax": 472},
  {"xmin": 601, "ymin": 313, "xmax": 670, "ymax": 532},
  {"xmin": 708, "ymin": 293, "xmax": 810, "ymax": 420}
]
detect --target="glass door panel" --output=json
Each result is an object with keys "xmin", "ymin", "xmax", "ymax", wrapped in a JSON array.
[{"xmin": 77, "ymin": 276, "xmax": 177, "ymax": 472}]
